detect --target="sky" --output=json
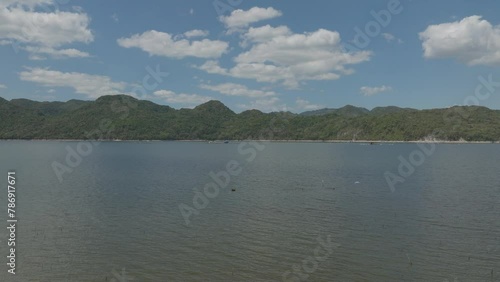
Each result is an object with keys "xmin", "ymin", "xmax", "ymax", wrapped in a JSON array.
[{"xmin": 1, "ymin": 0, "xmax": 500, "ymax": 113}]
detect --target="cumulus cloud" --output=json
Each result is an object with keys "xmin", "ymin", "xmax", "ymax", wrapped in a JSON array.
[
  {"xmin": 0, "ymin": 0, "xmax": 93, "ymax": 59},
  {"xmin": 419, "ymin": 15, "xmax": 500, "ymax": 66},
  {"xmin": 153, "ymin": 90, "xmax": 213, "ymax": 105},
  {"xmin": 244, "ymin": 25, "xmax": 291, "ymax": 41},
  {"xmin": 19, "ymin": 68, "xmax": 127, "ymax": 98},
  {"xmin": 240, "ymin": 25, "xmax": 291, "ymax": 47},
  {"xmin": 117, "ymin": 30, "xmax": 228, "ymax": 59},
  {"xmin": 184, "ymin": 29, "xmax": 209, "ymax": 38},
  {"xmin": 219, "ymin": 7, "xmax": 282, "ymax": 32},
  {"xmin": 200, "ymin": 83, "xmax": 276, "ymax": 98},
  {"xmin": 197, "ymin": 60, "xmax": 228, "ymax": 75},
  {"xmin": 360, "ymin": 85, "xmax": 392, "ymax": 96},
  {"xmin": 197, "ymin": 28, "xmax": 371, "ymax": 88},
  {"xmin": 295, "ymin": 98, "xmax": 323, "ymax": 111},
  {"xmin": 24, "ymin": 46, "xmax": 90, "ymax": 59},
  {"xmin": 1, "ymin": 0, "xmax": 53, "ymax": 9},
  {"xmin": 0, "ymin": 1, "xmax": 93, "ymax": 46}
]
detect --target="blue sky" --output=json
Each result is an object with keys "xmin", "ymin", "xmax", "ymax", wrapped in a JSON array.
[{"xmin": 1, "ymin": 0, "xmax": 500, "ymax": 113}]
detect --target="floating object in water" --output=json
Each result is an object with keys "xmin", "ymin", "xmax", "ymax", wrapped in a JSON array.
[
  {"xmin": 231, "ymin": 188, "xmax": 236, "ymax": 192},
  {"xmin": 406, "ymin": 253, "xmax": 413, "ymax": 266},
  {"xmin": 224, "ymin": 140, "xmax": 229, "ymax": 144},
  {"xmin": 354, "ymin": 181, "xmax": 360, "ymax": 184}
]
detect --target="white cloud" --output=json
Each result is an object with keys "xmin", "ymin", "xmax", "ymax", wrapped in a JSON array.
[
  {"xmin": 153, "ymin": 90, "xmax": 213, "ymax": 105},
  {"xmin": 1, "ymin": 0, "xmax": 53, "ymax": 9},
  {"xmin": 0, "ymin": 0, "xmax": 93, "ymax": 59},
  {"xmin": 0, "ymin": 84, "xmax": 7, "ymax": 89},
  {"xmin": 229, "ymin": 63, "xmax": 300, "ymax": 88},
  {"xmin": 117, "ymin": 30, "xmax": 228, "ymax": 59},
  {"xmin": 219, "ymin": 7, "xmax": 282, "ymax": 32},
  {"xmin": 198, "ymin": 28, "xmax": 371, "ymax": 88},
  {"xmin": 200, "ymin": 83, "xmax": 276, "ymax": 98},
  {"xmin": 28, "ymin": 54, "xmax": 45, "ymax": 61},
  {"xmin": 382, "ymin": 33, "xmax": 395, "ymax": 42},
  {"xmin": 295, "ymin": 98, "xmax": 323, "ymax": 111},
  {"xmin": 19, "ymin": 68, "xmax": 127, "ymax": 98},
  {"xmin": 237, "ymin": 97, "xmax": 287, "ymax": 112},
  {"xmin": 360, "ymin": 85, "xmax": 393, "ymax": 96},
  {"xmin": 184, "ymin": 29, "xmax": 209, "ymax": 38},
  {"xmin": 419, "ymin": 15, "xmax": 500, "ymax": 66},
  {"xmin": 196, "ymin": 60, "xmax": 228, "ymax": 75},
  {"xmin": 382, "ymin": 33, "xmax": 403, "ymax": 44},
  {"xmin": 0, "ymin": 5, "xmax": 93, "ymax": 46},
  {"xmin": 24, "ymin": 46, "xmax": 90, "ymax": 59},
  {"xmin": 240, "ymin": 25, "xmax": 291, "ymax": 47}
]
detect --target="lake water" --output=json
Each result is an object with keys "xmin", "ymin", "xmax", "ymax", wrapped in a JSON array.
[{"xmin": 0, "ymin": 141, "xmax": 499, "ymax": 281}]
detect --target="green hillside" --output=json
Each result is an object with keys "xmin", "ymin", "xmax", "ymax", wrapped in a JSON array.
[{"xmin": 1, "ymin": 95, "xmax": 499, "ymax": 142}]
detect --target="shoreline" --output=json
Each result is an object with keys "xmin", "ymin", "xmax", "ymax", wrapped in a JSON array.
[{"xmin": 0, "ymin": 139, "xmax": 498, "ymax": 144}]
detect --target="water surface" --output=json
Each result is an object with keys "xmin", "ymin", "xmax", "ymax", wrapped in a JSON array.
[{"xmin": 0, "ymin": 141, "xmax": 498, "ymax": 281}]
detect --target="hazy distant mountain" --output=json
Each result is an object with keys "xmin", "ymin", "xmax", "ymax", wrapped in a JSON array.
[
  {"xmin": 370, "ymin": 106, "xmax": 418, "ymax": 115},
  {"xmin": 301, "ymin": 105, "xmax": 417, "ymax": 117},
  {"xmin": 10, "ymin": 98, "xmax": 89, "ymax": 115},
  {"xmin": 300, "ymin": 105, "xmax": 370, "ymax": 117},
  {"xmin": 1, "ymin": 95, "xmax": 499, "ymax": 141}
]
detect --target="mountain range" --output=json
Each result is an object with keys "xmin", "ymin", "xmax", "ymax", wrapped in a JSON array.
[{"xmin": 1, "ymin": 95, "xmax": 499, "ymax": 141}]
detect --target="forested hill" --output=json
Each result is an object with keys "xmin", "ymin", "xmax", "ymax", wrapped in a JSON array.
[{"xmin": 1, "ymin": 95, "xmax": 500, "ymax": 141}]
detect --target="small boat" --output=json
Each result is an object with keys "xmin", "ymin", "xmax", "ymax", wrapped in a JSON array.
[{"xmin": 224, "ymin": 140, "xmax": 229, "ymax": 144}]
